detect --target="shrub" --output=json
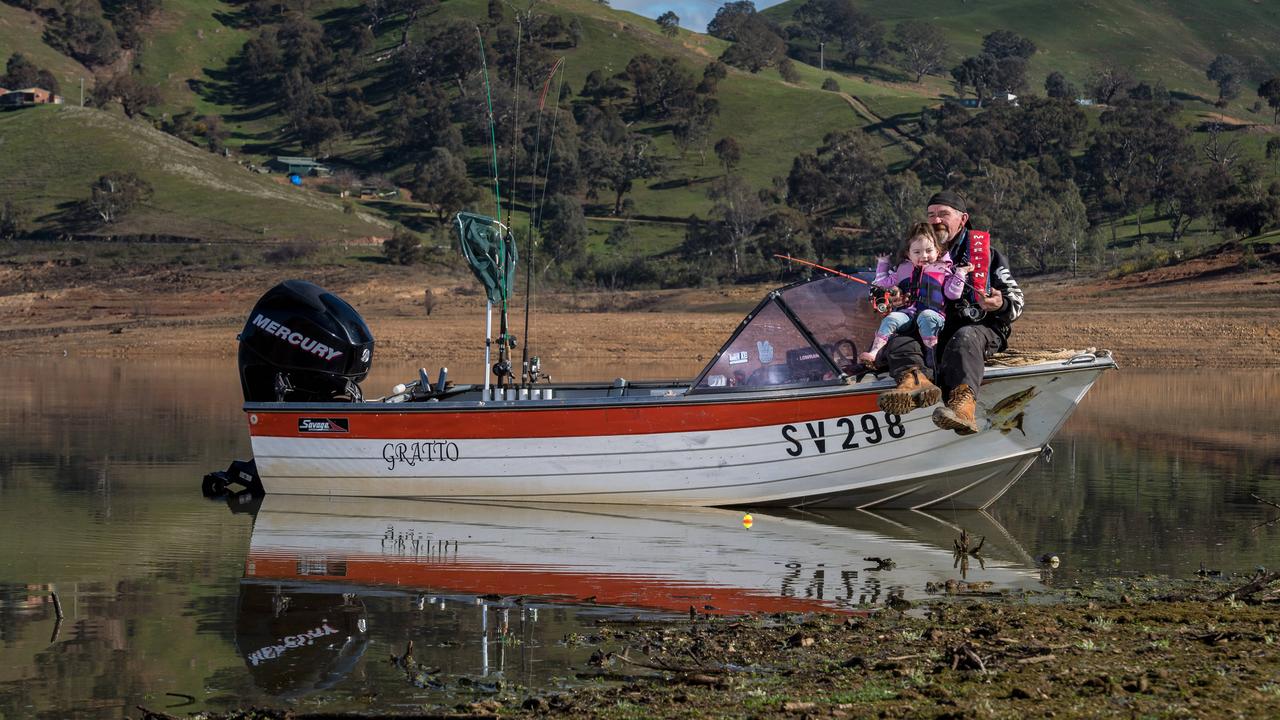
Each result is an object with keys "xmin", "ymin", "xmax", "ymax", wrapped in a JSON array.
[
  {"xmin": 263, "ymin": 242, "xmax": 318, "ymax": 264},
  {"xmin": 383, "ymin": 226, "xmax": 422, "ymax": 265},
  {"xmin": 821, "ymin": 77, "xmax": 840, "ymax": 92}
]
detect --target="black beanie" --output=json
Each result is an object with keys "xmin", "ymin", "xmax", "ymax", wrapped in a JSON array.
[{"xmin": 927, "ymin": 190, "xmax": 968, "ymax": 214}]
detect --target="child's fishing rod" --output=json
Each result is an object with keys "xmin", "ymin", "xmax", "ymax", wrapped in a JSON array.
[{"xmin": 773, "ymin": 254, "xmax": 871, "ymax": 285}]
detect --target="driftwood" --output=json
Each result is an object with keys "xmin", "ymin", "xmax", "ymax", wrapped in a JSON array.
[{"xmin": 1215, "ymin": 571, "xmax": 1280, "ymax": 602}]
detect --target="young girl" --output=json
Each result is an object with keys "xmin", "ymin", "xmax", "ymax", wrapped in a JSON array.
[{"xmin": 858, "ymin": 223, "xmax": 968, "ymax": 369}]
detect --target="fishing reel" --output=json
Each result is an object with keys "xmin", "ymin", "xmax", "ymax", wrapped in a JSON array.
[
  {"xmin": 956, "ymin": 301, "xmax": 986, "ymax": 322},
  {"xmin": 869, "ymin": 286, "xmax": 901, "ymax": 315}
]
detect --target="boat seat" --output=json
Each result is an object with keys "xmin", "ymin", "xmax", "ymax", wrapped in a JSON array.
[{"xmin": 609, "ymin": 377, "xmax": 628, "ymax": 397}]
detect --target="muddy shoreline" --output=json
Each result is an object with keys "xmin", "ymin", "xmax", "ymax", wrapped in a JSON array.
[{"xmin": 139, "ymin": 574, "xmax": 1280, "ymax": 720}]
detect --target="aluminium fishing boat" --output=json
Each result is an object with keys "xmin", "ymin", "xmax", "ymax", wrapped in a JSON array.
[{"xmin": 215, "ymin": 213, "xmax": 1114, "ymax": 508}]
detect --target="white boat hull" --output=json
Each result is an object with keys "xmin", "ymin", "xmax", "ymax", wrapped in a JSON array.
[{"xmin": 246, "ymin": 356, "xmax": 1113, "ymax": 508}]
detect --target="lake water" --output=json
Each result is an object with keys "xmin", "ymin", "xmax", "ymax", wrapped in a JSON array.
[{"xmin": 2, "ymin": 359, "xmax": 1278, "ymax": 718}]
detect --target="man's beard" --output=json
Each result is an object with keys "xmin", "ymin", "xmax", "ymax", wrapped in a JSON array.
[{"xmin": 931, "ymin": 222, "xmax": 952, "ymax": 246}]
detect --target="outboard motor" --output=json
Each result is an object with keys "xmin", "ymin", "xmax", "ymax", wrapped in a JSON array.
[{"xmin": 238, "ymin": 280, "xmax": 374, "ymax": 402}]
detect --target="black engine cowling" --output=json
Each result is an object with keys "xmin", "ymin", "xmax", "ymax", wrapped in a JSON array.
[{"xmin": 238, "ymin": 280, "xmax": 374, "ymax": 402}]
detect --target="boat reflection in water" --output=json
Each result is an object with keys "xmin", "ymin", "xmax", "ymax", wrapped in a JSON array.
[{"xmin": 234, "ymin": 495, "xmax": 1041, "ymax": 697}]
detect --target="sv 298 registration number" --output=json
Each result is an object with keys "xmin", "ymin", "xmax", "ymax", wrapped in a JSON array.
[{"xmin": 782, "ymin": 412, "xmax": 905, "ymax": 456}]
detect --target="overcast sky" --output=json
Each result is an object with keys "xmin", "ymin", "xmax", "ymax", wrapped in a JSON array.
[{"xmin": 609, "ymin": 1, "xmax": 787, "ymax": 33}]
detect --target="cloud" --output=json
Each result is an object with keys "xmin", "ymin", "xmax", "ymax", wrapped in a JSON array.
[{"xmin": 608, "ymin": 0, "xmax": 785, "ymax": 33}]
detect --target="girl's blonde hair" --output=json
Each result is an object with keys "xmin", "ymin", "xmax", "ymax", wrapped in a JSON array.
[{"xmin": 895, "ymin": 222, "xmax": 943, "ymax": 264}]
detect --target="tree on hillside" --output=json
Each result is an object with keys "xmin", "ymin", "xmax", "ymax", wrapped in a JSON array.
[
  {"xmin": 1086, "ymin": 63, "xmax": 1134, "ymax": 105},
  {"xmin": 656, "ymin": 11, "xmax": 679, "ymax": 38},
  {"xmin": 817, "ymin": 128, "xmax": 886, "ymax": 210},
  {"xmin": 708, "ymin": 174, "xmax": 766, "ymax": 277},
  {"xmin": 719, "ymin": 16, "xmax": 786, "ymax": 72},
  {"xmin": 891, "ymin": 21, "xmax": 948, "ymax": 83},
  {"xmin": 43, "ymin": 0, "xmax": 121, "ymax": 67},
  {"xmin": 832, "ymin": 3, "xmax": 884, "ymax": 70},
  {"xmin": 1014, "ymin": 97, "xmax": 1088, "ymax": 160},
  {"xmin": 707, "ymin": 1, "xmax": 757, "ymax": 41},
  {"xmin": 714, "ymin": 136, "xmax": 742, "ymax": 177},
  {"xmin": 981, "ymin": 30, "xmax": 1035, "ymax": 60},
  {"xmin": 952, "ymin": 39, "xmax": 1034, "ymax": 107},
  {"xmin": 3, "ymin": 53, "xmax": 41, "ymax": 89},
  {"xmin": 790, "ymin": 0, "xmax": 834, "ymax": 69},
  {"xmin": 91, "ymin": 72, "xmax": 161, "ymax": 118},
  {"xmin": 86, "ymin": 171, "xmax": 153, "ymax": 224},
  {"xmin": 1266, "ymin": 136, "xmax": 1280, "ymax": 175},
  {"xmin": 581, "ymin": 132, "xmax": 661, "ymax": 215},
  {"xmin": 1161, "ymin": 161, "xmax": 1230, "ymax": 244},
  {"xmin": 1045, "ymin": 71, "xmax": 1077, "ymax": 100},
  {"xmin": 862, "ymin": 171, "xmax": 928, "ymax": 249},
  {"xmin": 1206, "ymin": 54, "xmax": 1244, "ymax": 106},
  {"xmin": 624, "ymin": 54, "xmax": 695, "ymax": 119},
  {"xmin": 410, "ymin": 148, "xmax": 481, "ymax": 222},
  {"xmin": 673, "ymin": 95, "xmax": 720, "ymax": 163},
  {"xmin": 102, "ymin": 0, "xmax": 162, "ymax": 50},
  {"xmin": 537, "ymin": 193, "xmax": 587, "ymax": 272},
  {"xmin": 698, "ymin": 60, "xmax": 728, "ymax": 93},
  {"xmin": 1259, "ymin": 78, "xmax": 1280, "ymax": 123},
  {"xmin": 1083, "ymin": 102, "xmax": 1189, "ymax": 235},
  {"xmin": 785, "ymin": 152, "xmax": 834, "ymax": 216}
]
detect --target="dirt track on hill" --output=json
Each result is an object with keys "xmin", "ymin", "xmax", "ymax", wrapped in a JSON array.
[{"xmin": 1, "ymin": 247, "xmax": 1278, "ymax": 372}]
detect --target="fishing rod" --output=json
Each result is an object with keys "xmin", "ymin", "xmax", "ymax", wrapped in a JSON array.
[
  {"xmin": 475, "ymin": 26, "xmax": 504, "ymax": 397},
  {"xmin": 520, "ymin": 56, "xmax": 565, "ymax": 388},
  {"xmin": 773, "ymin": 254, "xmax": 870, "ymax": 285}
]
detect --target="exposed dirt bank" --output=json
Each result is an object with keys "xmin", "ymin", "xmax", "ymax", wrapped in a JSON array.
[{"xmin": 2, "ymin": 247, "xmax": 1278, "ymax": 370}]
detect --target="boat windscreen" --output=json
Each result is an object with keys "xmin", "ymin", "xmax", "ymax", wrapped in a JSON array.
[
  {"xmin": 778, "ymin": 276, "xmax": 882, "ymax": 364},
  {"xmin": 691, "ymin": 300, "xmax": 841, "ymax": 392}
]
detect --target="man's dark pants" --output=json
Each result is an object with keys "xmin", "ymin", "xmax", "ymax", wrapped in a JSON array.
[{"xmin": 883, "ymin": 325, "xmax": 1003, "ymax": 401}]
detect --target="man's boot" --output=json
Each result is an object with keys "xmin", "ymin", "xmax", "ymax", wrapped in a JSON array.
[
  {"xmin": 932, "ymin": 384, "xmax": 979, "ymax": 435},
  {"xmin": 877, "ymin": 368, "xmax": 942, "ymax": 415}
]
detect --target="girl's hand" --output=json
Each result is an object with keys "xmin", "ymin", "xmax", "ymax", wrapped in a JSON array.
[
  {"xmin": 875, "ymin": 255, "xmax": 890, "ymax": 264},
  {"xmin": 955, "ymin": 264, "xmax": 973, "ymax": 277}
]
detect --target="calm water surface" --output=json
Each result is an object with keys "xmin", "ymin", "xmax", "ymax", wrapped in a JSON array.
[{"xmin": 2, "ymin": 359, "xmax": 1277, "ymax": 718}]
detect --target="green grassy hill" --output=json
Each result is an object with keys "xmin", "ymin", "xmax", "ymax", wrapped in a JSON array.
[
  {"xmin": 766, "ymin": 0, "xmax": 1280, "ymax": 117},
  {"xmin": 0, "ymin": 2, "xmax": 92, "ymax": 93},
  {"xmin": 0, "ymin": 104, "xmax": 391, "ymax": 240},
  {"xmin": 2, "ymin": 0, "xmax": 1279, "ymax": 261}
]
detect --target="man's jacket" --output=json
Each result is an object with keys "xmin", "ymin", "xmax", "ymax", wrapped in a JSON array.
[{"xmin": 940, "ymin": 228, "xmax": 1024, "ymax": 352}]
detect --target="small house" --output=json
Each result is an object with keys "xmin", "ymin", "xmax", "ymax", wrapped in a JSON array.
[
  {"xmin": 268, "ymin": 156, "xmax": 331, "ymax": 176},
  {"xmin": 0, "ymin": 87, "xmax": 64, "ymax": 108}
]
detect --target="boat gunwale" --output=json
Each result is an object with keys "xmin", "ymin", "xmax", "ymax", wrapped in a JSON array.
[{"xmin": 241, "ymin": 355, "xmax": 1116, "ymax": 415}]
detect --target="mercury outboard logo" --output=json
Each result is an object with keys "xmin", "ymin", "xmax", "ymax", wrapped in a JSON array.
[
  {"xmin": 251, "ymin": 313, "xmax": 344, "ymax": 361},
  {"xmin": 298, "ymin": 418, "xmax": 350, "ymax": 433}
]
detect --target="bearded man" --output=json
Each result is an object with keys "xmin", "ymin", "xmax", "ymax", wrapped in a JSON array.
[{"xmin": 876, "ymin": 190, "xmax": 1024, "ymax": 434}]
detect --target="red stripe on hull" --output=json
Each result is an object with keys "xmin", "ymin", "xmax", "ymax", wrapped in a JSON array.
[
  {"xmin": 247, "ymin": 554, "xmax": 856, "ymax": 616},
  {"xmin": 249, "ymin": 391, "xmax": 881, "ymax": 440}
]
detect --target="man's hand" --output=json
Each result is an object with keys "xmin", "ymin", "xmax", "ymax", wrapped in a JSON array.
[{"xmin": 977, "ymin": 289, "xmax": 1004, "ymax": 312}]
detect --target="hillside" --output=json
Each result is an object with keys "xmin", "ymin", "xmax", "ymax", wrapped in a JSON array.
[
  {"xmin": 1, "ymin": 0, "xmax": 1279, "ymax": 268},
  {"xmin": 766, "ymin": 0, "xmax": 1280, "ymax": 115},
  {"xmin": 0, "ymin": 104, "xmax": 391, "ymax": 240}
]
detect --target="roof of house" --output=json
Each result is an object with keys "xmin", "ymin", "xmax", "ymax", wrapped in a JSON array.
[{"xmin": 274, "ymin": 156, "xmax": 326, "ymax": 166}]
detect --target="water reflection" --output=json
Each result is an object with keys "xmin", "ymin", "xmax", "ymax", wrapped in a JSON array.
[
  {"xmin": 244, "ymin": 495, "xmax": 1038, "ymax": 616},
  {"xmin": 221, "ymin": 495, "xmax": 1038, "ymax": 705}
]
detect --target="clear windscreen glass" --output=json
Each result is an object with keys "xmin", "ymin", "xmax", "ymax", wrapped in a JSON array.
[
  {"xmin": 693, "ymin": 300, "xmax": 837, "ymax": 391},
  {"xmin": 778, "ymin": 275, "xmax": 882, "ymax": 373}
]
